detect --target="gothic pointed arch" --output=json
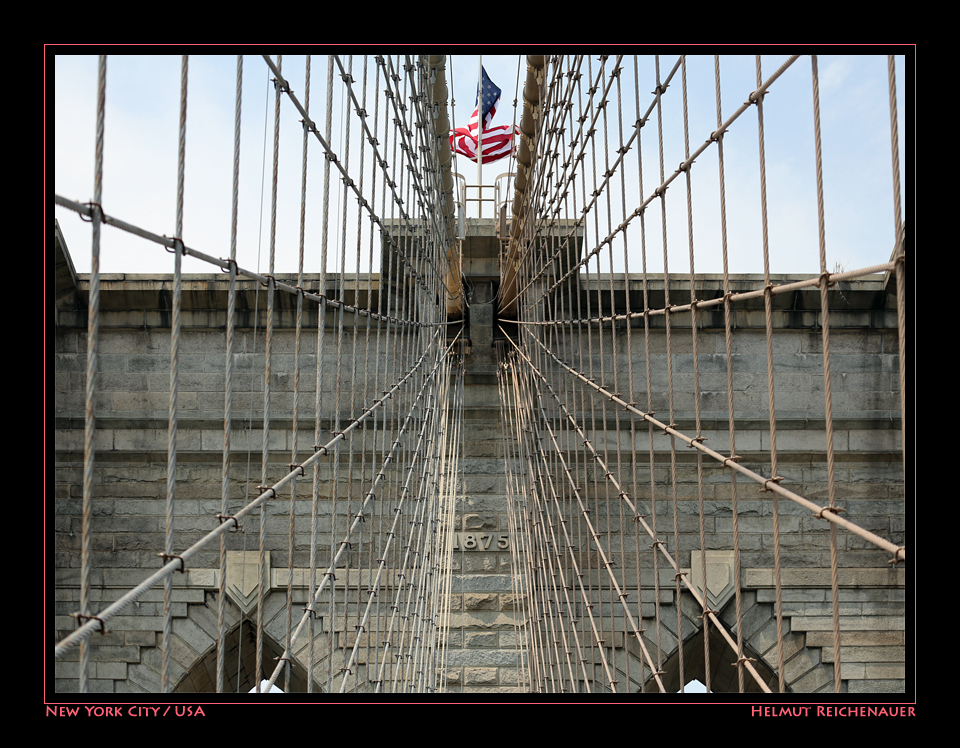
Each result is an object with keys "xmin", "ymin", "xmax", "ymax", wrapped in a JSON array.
[
  {"xmin": 174, "ymin": 617, "xmax": 317, "ymax": 694},
  {"xmin": 638, "ymin": 590, "xmax": 839, "ymax": 694}
]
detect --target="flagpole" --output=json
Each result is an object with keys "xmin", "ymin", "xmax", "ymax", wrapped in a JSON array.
[{"xmin": 477, "ymin": 55, "xmax": 483, "ymax": 218}]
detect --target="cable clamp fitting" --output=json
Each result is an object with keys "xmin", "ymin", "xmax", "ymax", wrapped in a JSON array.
[
  {"xmin": 759, "ymin": 475, "xmax": 783, "ymax": 493},
  {"xmin": 158, "ymin": 553, "xmax": 186, "ymax": 572},
  {"xmin": 73, "ymin": 612, "xmax": 107, "ymax": 634},
  {"xmin": 814, "ymin": 505, "xmax": 845, "ymax": 520},
  {"xmin": 216, "ymin": 513, "xmax": 242, "ymax": 532},
  {"xmin": 165, "ymin": 236, "xmax": 186, "ymax": 256},
  {"xmin": 79, "ymin": 202, "xmax": 104, "ymax": 223}
]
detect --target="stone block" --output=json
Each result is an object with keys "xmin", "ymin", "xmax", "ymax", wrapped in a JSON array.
[
  {"xmin": 443, "ymin": 668, "xmax": 462, "ymax": 685},
  {"xmin": 821, "ymin": 645, "xmax": 905, "ymax": 663},
  {"xmin": 95, "ymin": 661, "xmax": 129, "ymax": 680},
  {"xmin": 783, "ymin": 647, "xmax": 823, "ymax": 687},
  {"xmin": 847, "ymin": 678, "xmax": 905, "ymax": 693},
  {"xmin": 464, "ymin": 631, "xmax": 498, "ymax": 648},
  {"xmin": 171, "ymin": 617, "xmax": 216, "ymax": 655},
  {"xmin": 126, "ymin": 661, "xmax": 163, "ymax": 692},
  {"xmin": 463, "ymin": 667, "xmax": 498, "ymax": 685}
]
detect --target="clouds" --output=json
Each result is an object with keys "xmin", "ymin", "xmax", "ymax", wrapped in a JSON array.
[{"xmin": 53, "ymin": 53, "xmax": 908, "ymax": 278}]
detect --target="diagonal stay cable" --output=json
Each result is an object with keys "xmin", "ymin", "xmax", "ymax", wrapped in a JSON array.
[
  {"xmin": 522, "ymin": 55, "xmax": 803, "ymax": 310},
  {"xmin": 267, "ymin": 332, "xmax": 460, "ymax": 693},
  {"xmin": 53, "ymin": 194, "xmax": 451, "ymax": 330},
  {"xmin": 54, "ymin": 329, "xmax": 449, "ymax": 660},
  {"xmin": 503, "ymin": 326, "xmax": 773, "ymax": 693},
  {"xmin": 521, "ymin": 327, "xmax": 907, "ymax": 563},
  {"xmin": 336, "ymin": 384, "xmax": 432, "ymax": 692},
  {"xmin": 503, "ymin": 329, "xmax": 669, "ymax": 691}
]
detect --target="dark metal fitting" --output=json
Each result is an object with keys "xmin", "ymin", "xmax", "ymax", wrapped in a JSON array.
[
  {"xmin": 159, "ymin": 553, "xmax": 186, "ymax": 572},
  {"xmin": 324, "ymin": 571, "xmax": 336, "ymax": 580},
  {"xmin": 815, "ymin": 505, "xmax": 846, "ymax": 520},
  {"xmin": 889, "ymin": 548, "xmax": 906, "ymax": 565},
  {"xmin": 219, "ymin": 257, "xmax": 238, "ymax": 274},
  {"xmin": 260, "ymin": 273, "xmax": 275, "ymax": 288},
  {"xmin": 165, "ymin": 236, "xmax": 185, "ymax": 255},
  {"xmin": 759, "ymin": 475, "xmax": 783, "ymax": 493},
  {"xmin": 73, "ymin": 612, "xmax": 107, "ymax": 634},
  {"xmin": 216, "ymin": 513, "xmax": 241, "ymax": 531},
  {"xmin": 288, "ymin": 463, "xmax": 305, "ymax": 477},
  {"xmin": 80, "ymin": 202, "xmax": 104, "ymax": 222},
  {"xmin": 302, "ymin": 606, "xmax": 317, "ymax": 619}
]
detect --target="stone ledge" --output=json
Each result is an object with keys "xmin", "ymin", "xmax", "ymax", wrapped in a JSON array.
[{"xmin": 744, "ymin": 567, "xmax": 905, "ymax": 588}]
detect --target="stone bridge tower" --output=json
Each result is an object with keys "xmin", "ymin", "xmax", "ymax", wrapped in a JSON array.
[{"xmin": 53, "ymin": 215, "xmax": 906, "ymax": 695}]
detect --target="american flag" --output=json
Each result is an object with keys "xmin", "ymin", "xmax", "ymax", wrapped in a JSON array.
[
  {"xmin": 451, "ymin": 66, "xmax": 518, "ymax": 165},
  {"xmin": 470, "ymin": 67, "xmax": 501, "ymax": 136},
  {"xmin": 450, "ymin": 123, "xmax": 518, "ymax": 164}
]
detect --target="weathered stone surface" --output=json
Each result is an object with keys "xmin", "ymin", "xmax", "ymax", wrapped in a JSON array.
[{"xmin": 53, "ymin": 241, "xmax": 906, "ymax": 695}]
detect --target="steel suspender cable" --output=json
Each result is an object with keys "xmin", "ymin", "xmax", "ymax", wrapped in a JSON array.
[{"xmin": 54, "ymin": 54, "xmax": 908, "ymax": 696}]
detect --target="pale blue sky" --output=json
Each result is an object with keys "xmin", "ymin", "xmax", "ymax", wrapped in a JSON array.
[{"xmin": 52, "ymin": 52, "xmax": 908, "ymax": 279}]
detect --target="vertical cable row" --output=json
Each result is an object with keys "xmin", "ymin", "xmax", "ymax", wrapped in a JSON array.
[
  {"xmin": 161, "ymin": 54, "xmax": 187, "ymax": 694},
  {"xmin": 77, "ymin": 53, "xmax": 106, "ymax": 695},
  {"xmin": 217, "ymin": 53, "xmax": 242, "ymax": 695},
  {"xmin": 809, "ymin": 54, "xmax": 843, "ymax": 694}
]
